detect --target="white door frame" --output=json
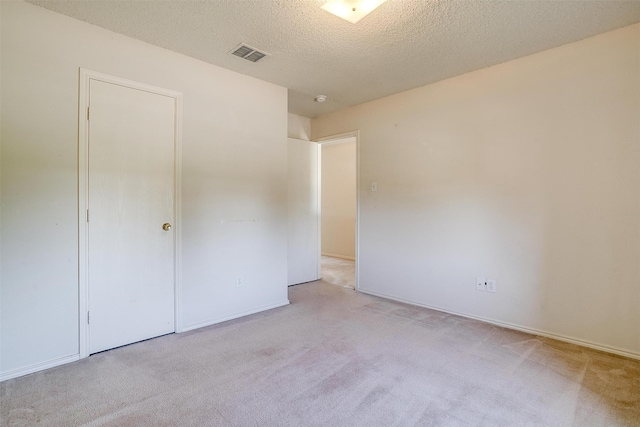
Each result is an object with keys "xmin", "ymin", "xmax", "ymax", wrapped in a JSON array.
[
  {"xmin": 315, "ymin": 131, "xmax": 360, "ymax": 290},
  {"xmin": 77, "ymin": 69, "xmax": 183, "ymax": 358}
]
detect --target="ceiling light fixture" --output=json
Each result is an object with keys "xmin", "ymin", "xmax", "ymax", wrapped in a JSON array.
[
  {"xmin": 315, "ymin": 95, "xmax": 327, "ymax": 103},
  {"xmin": 321, "ymin": 0, "xmax": 387, "ymax": 24}
]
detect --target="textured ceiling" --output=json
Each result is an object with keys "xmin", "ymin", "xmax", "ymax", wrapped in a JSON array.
[{"xmin": 27, "ymin": 0, "xmax": 640, "ymax": 118}]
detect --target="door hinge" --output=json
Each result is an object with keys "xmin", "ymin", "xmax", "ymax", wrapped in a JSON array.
[
  {"xmin": 86, "ymin": 209, "xmax": 90, "ymax": 222},
  {"xmin": 87, "ymin": 106, "xmax": 90, "ymax": 121},
  {"xmin": 87, "ymin": 311, "xmax": 90, "ymax": 324}
]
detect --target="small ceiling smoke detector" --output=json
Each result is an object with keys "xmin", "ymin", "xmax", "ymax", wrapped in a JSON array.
[
  {"xmin": 321, "ymin": 0, "xmax": 387, "ymax": 24},
  {"xmin": 315, "ymin": 95, "xmax": 327, "ymax": 103},
  {"xmin": 228, "ymin": 43, "xmax": 269, "ymax": 63}
]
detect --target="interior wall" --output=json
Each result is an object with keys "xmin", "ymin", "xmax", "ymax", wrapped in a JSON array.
[
  {"xmin": 321, "ymin": 140, "xmax": 356, "ymax": 259},
  {"xmin": 288, "ymin": 113, "xmax": 311, "ymax": 141},
  {"xmin": 1, "ymin": 1, "xmax": 288, "ymax": 379},
  {"xmin": 313, "ymin": 24, "xmax": 640, "ymax": 357}
]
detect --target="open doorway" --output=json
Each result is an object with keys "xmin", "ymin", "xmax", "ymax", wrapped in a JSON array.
[{"xmin": 317, "ymin": 134, "xmax": 358, "ymax": 290}]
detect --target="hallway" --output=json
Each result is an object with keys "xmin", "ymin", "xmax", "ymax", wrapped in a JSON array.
[{"xmin": 320, "ymin": 256, "xmax": 355, "ymax": 289}]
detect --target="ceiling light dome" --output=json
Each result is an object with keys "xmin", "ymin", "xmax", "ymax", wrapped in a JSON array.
[{"xmin": 321, "ymin": 0, "xmax": 387, "ymax": 24}]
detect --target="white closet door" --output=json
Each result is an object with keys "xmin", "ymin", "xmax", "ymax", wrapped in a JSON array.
[
  {"xmin": 88, "ymin": 79, "xmax": 175, "ymax": 354},
  {"xmin": 287, "ymin": 138, "xmax": 320, "ymax": 285}
]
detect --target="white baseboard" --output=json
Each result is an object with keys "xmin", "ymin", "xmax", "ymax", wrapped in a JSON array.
[
  {"xmin": 1, "ymin": 353, "xmax": 80, "ymax": 382},
  {"xmin": 322, "ymin": 252, "xmax": 356, "ymax": 261},
  {"xmin": 180, "ymin": 299, "xmax": 290, "ymax": 332},
  {"xmin": 358, "ymin": 288, "xmax": 640, "ymax": 361}
]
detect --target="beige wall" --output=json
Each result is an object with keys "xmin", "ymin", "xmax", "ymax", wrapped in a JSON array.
[
  {"xmin": 321, "ymin": 140, "xmax": 356, "ymax": 259},
  {"xmin": 288, "ymin": 113, "xmax": 311, "ymax": 140},
  {"xmin": 313, "ymin": 24, "xmax": 640, "ymax": 357},
  {"xmin": 1, "ymin": 1, "xmax": 288, "ymax": 379}
]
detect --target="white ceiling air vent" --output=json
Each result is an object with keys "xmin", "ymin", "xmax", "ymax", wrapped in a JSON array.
[{"xmin": 229, "ymin": 43, "xmax": 269, "ymax": 63}]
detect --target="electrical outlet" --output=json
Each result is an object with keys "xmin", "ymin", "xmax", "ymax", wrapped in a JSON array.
[
  {"xmin": 476, "ymin": 277, "xmax": 486, "ymax": 292},
  {"xmin": 235, "ymin": 275, "xmax": 243, "ymax": 287},
  {"xmin": 486, "ymin": 279, "xmax": 496, "ymax": 293}
]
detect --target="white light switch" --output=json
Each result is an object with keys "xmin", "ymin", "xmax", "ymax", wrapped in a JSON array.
[{"xmin": 371, "ymin": 182, "xmax": 378, "ymax": 192}]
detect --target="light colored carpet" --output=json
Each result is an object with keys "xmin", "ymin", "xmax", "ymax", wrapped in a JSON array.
[
  {"xmin": 1, "ymin": 281, "xmax": 639, "ymax": 426},
  {"xmin": 321, "ymin": 255, "xmax": 355, "ymax": 289}
]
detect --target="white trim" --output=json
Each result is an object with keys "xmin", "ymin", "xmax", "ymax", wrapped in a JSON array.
[
  {"xmin": 355, "ymin": 132, "xmax": 360, "ymax": 291},
  {"xmin": 315, "ymin": 131, "xmax": 359, "ymax": 143},
  {"xmin": 78, "ymin": 69, "xmax": 89, "ymax": 358},
  {"xmin": 173, "ymin": 89, "xmax": 184, "ymax": 333},
  {"xmin": 77, "ymin": 68, "xmax": 184, "ymax": 357},
  {"xmin": 317, "ymin": 136, "xmax": 354, "ymax": 146},
  {"xmin": 317, "ymin": 144, "xmax": 322, "ymax": 280},
  {"xmin": 181, "ymin": 300, "xmax": 291, "ymax": 332},
  {"xmin": 315, "ymin": 130, "xmax": 360, "ymax": 290},
  {"xmin": 358, "ymin": 288, "xmax": 640, "ymax": 361},
  {"xmin": 321, "ymin": 252, "xmax": 356, "ymax": 261},
  {"xmin": 1, "ymin": 354, "xmax": 80, "ymax": 382}
]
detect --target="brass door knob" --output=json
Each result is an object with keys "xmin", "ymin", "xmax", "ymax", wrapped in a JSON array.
[{"xmin": 162, "ymin": 223, "xmax": 172, "ymax": 231}]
